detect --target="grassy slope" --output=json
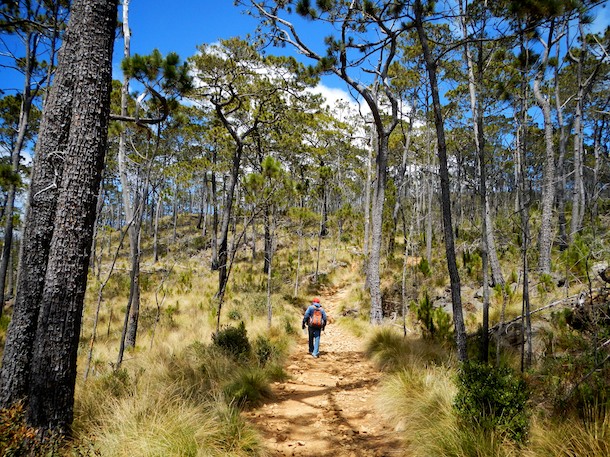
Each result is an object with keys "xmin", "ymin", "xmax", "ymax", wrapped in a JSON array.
[{"xmin": 1, "ymin": 209, "xmax": 608, "ymax": 455}]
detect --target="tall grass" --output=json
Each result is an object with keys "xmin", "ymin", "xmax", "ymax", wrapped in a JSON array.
[
  {"xmin": 74, "ymin": 336, "xmax": 280, "ymax": 455},
  {"xmin": 90, "ymin": 392, "xmax": 263, "ymax": 457},
  {"xmin": 526, "ymin": 414, "xmax": 610, "ymax": 457},
  {"xmin": 365, "ymin": 327, "xmax": 451, "ymax": 371}
]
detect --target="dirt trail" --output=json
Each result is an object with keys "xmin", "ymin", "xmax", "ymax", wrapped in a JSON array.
[{"xmin": 245, "ymin": 288, "xmax": 404, "ymax": 456}]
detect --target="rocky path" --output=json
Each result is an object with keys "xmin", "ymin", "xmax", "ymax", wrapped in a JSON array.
[{"xmin": 245, "ymin": 288, "xmax": 404, "ymax": 456}]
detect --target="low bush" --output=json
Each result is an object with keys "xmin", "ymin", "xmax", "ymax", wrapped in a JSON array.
[
  {"xmin": 0, "ymin": 404, "xmax": 63, "ymax": 456},
  {"xmin": 212, "ymin": 321, "xmax": 251, "ymax": 360},
  {"xmin": 253, "ymin": 335, "xmax": 277, "ymax": 367},
  {"xmin": 454, "ymin": 361, "xmax": 530, "ymax": 443}
]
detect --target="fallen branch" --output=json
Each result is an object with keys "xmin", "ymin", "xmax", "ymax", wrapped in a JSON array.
[{"xmin": 489, "ymin": 292, "xmax": 584, "ymax": 334}]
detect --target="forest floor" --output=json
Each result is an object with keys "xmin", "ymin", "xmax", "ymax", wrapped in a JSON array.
[{"xmin": 244, "ymin": 287, "xmax": 406, "ymax": 456}]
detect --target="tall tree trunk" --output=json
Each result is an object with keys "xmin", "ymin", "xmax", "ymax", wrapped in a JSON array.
[
  {"xmin": 570, "ymin": 68, "xmax": 585, "ymax": 239},
  {"xmin": 153, "ymin": 187, "xmax": 162, "ymax": 262},
  {"xmin": 415, "ymin": 0, "xmax": 467, "ymax": 361},
  {"xmin": 0, "ymin": 32, "xmax": 37, "ymax": 314},
  {"xmin": 533, "ymin": 20, "xmax": 556, "ymax": 274},
  {"xmin": 0, "ymin": 3, "xmax": 83, "ymax": 409},
  {"xmin": 263, "ymin": 204, "xmax": 271, "ymax": 274},
  {"xmin": 123, "ymin": 193, "xmax": 143, "ymax": 350},
  {"xmin": 294, "ymin": 218, "xmax": 303, "ymax": 297},
  {"xmin": 590, "ymin": 118, "xmax": 604, "ymax": 223},
  {"xmin": 363, "ymin": 127, "xmax": 373, "ymax": 261},
  {"xmin": 459, "ymin": 1, "xmax": 491, "ymax": 359},
  {"xmin": 172, "ymin": 181, "xmax": 178, "ymax": 243},
  {"xmin": 570, "ymin": 14, "xmax": 588, "ymax": 241},
  {"xmin": 425, "ymin": 124, "xmax": 433, "ymax": 264},
  {"xmin": 482, "ymin": 202, "xmax": 503, "ymax": 284},
  {"xmin": 554, "ymin": 33, "xmax": 571, "ymax": 251},
  {"xmin": 26, "ymin": 0, "xmax": 117, "ymax": 434},
  {"xmin": 518, "ymin": 33, "xmax": 533, "ymax": 371},
  {"xmin": 389, "ymin": 110, "xmax": 414, "ymax": 257},
  {"xmin": 211, "ymin": 155, "xmax": 219, "ymax": 270},
  {"xmin": 115, "ymin": 0, "xmax": 142, "ymax": 354},
  {"xmin": 217, "ymin": 144, "xmax": 243, "ymax": 301},
  {"xmin": 368, "ymin": 131, "xmax": 389, "ymax": 324}
]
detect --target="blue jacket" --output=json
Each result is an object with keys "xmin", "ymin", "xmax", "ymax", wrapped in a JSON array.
[{"xmin": 303, "ymin": 303, "xmax": 327, "ymax": 329}]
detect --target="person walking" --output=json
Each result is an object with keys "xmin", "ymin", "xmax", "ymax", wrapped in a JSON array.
[{"xmin": 302, "ymin": 297, "xmax": 327, "ymax": 358}]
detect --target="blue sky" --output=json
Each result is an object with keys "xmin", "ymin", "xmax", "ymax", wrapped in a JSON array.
[
  {"xmin": 1, "ymin": 1, "xmax": 609, "ymax": 112},
  {"xmin": 125, "ymin": 1, "xmax": 260, "ymax": 62},
  {"xmin": 123, "ymin": 1, "xmax": 352, "ymax": 107}
]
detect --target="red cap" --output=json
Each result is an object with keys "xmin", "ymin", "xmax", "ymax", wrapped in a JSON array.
[{"xmin": 313, "ymin": 297, "xmax": 320, "ymax": 303}]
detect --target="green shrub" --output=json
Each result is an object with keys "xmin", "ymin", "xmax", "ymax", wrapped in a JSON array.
[
  {"xmin": 99, "ymin": 368, "xmax": 133, "ymax": 399},
  {"xmin": 253, "ymin": 335, "xmax": 274, "ymax": 366},
  {"xmin": 538, "ymin": 273, "xmax": 555, "ymax": 294},
  {"xmin": 227, "ymin": 308, "xmax": 242, "ymax": 321},
  {"xmin": 282, "ymin": 316, "xmax": 296, "ymax": 335},
  {"xmin": 462, "ymin": 249, "xmax": 482, "ymax": 278},
  {"xmin": 418, "ymin": 257, "xmax": 431, "ymax": 277},
  {"xmin": 212, "ymin": 321, "xmax": 251, "ymax": 360},
  {"xmin": 454, "ymin": 361, "xmax": 530, "ymax": 443},
  {"xmin": 432, "ymin": 307, "xmax": 453, "ymax": 342}
]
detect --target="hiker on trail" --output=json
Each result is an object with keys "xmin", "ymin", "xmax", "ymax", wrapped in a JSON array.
[{"xmin": 302, "ymin": 297, "xmax": 327, "ymax": 358}]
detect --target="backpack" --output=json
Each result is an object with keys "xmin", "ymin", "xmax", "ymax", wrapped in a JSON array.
[{"xmin": 309, "ymin": 307, "xmax": 324, "ymax": 328}]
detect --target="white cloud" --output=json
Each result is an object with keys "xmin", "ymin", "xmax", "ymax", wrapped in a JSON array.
[{"xmin": 306, "ymin": 82, "xmax": 372, "ymax": 120}]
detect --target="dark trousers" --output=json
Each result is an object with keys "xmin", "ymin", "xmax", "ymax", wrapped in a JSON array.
[{"xmin": 308, "ymin": 326, "xmax": 322, "ymax": 356}]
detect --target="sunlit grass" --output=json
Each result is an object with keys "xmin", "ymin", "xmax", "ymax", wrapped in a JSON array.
[
  {"xmin": 87, "ymin": 391, "xmax": 263, "ymax": 457},
  {"xmin": 365, "ymin": 326, "xmax": 452, "ymax": 371},
  {"xmin": 525, "ymin": 414, "xmax": 610, "ymax": 457}
]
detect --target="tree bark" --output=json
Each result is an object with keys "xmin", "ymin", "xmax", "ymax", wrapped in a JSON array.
[
  {"xmin": 0, "ymin": 2, "xmax": 82, "ymax": 409},
  {"xmin": 368, "ymin": 131, "xmax": 389, "ymax": 324},
  {"xmin": 533, "ymin": 21, "xmax": 556, "ymax": 274},
  {"xmin": 26, "ymin": 0, "xmax": 117, "ymax": 433},
  {"xmin": 115, "ymin": 0, "xmax": 143, "ymax": 354},
  {"xmin": 415, "ymin": 0, "xmax": 467, "ymax": 361}
]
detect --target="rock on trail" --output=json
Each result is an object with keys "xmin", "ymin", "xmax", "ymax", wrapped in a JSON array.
[{"xmin": 244, "ymin": 289, "xmax": 404, "ymax": 456}]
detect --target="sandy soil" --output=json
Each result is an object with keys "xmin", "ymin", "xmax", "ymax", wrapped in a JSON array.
[{"xmin": 244, "ymin": 288, "xmax": 405, "ymax": 456}]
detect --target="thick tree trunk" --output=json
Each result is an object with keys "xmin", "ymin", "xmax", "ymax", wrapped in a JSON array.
[
  {"xmin": 26, "ymin": 0, "xmax": 117, "ymax": 434},
  {"xmin": 0, "ymin": 4, "xmax": 83, "ymax": 409},
  {"xmin": 415, "ymin": 1, "xmax": 467, "ymax": 361}
]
